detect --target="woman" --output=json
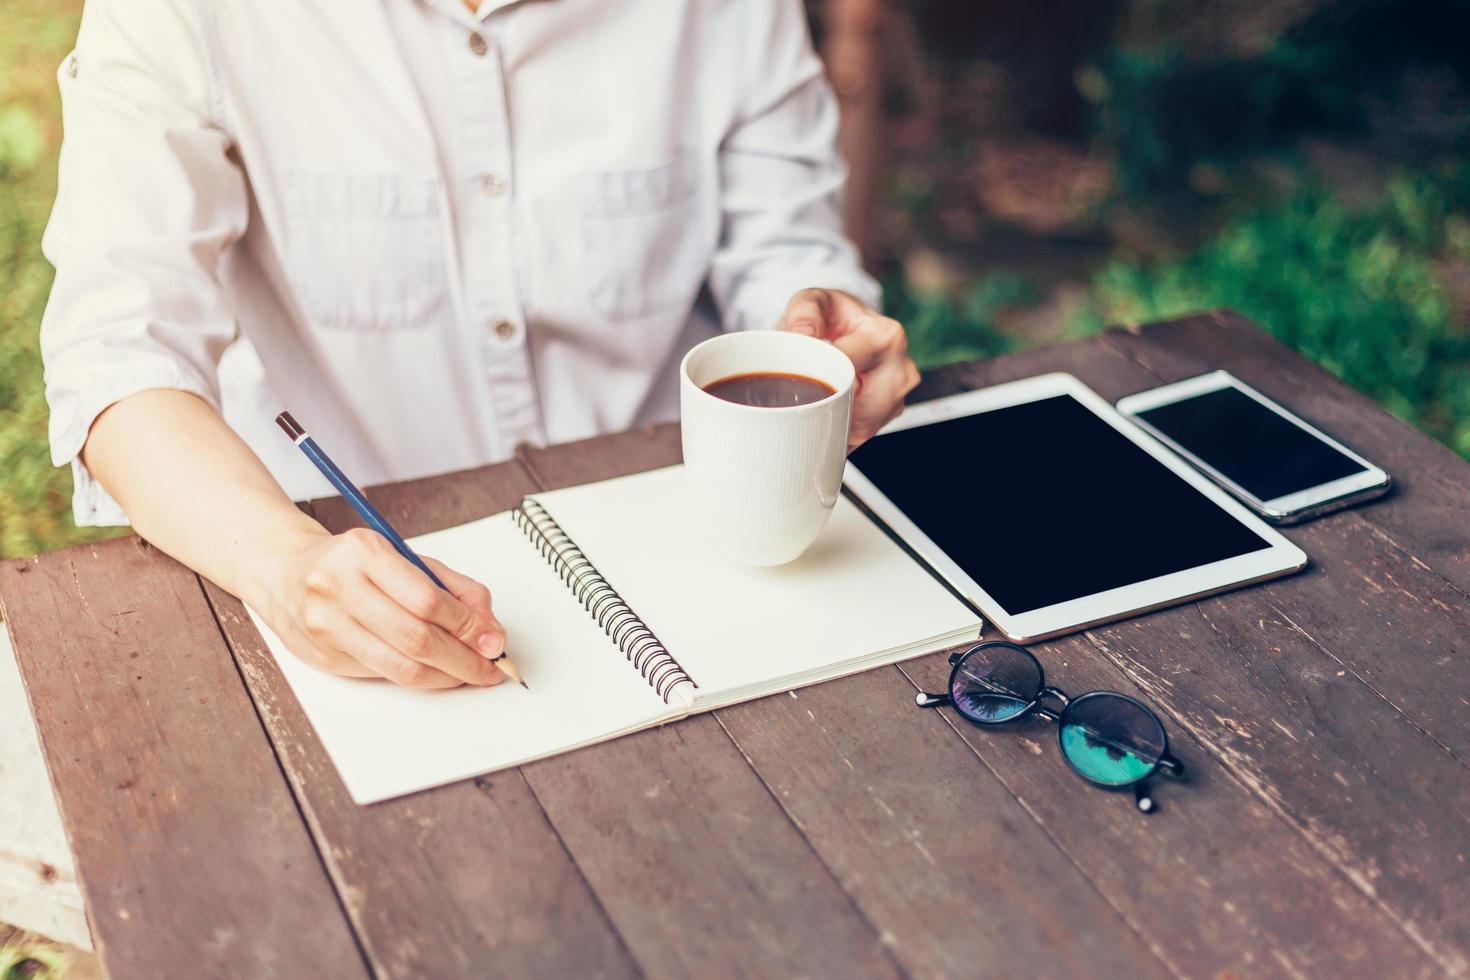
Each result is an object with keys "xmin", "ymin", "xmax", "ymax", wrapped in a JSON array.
[{"xmin": 40, "ymin": 0, "xmax": 919, "ymax": 689}]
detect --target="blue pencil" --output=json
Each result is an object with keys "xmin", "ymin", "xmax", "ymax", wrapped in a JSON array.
[{"xmin": 275, "ymin": 411, "xmax": 525, "ymax": 687}]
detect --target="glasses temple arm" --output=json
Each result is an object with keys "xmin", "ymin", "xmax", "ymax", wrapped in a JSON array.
[
  {"xmin": 1135, "ymin": 755, "xmax": 1186, "ymax": 814},
  {"xmin": 915, "ymin": 691, "xmax": 951, "ymax": 708}
]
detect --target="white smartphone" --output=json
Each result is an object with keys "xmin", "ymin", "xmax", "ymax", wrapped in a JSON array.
[{"xmin": 1116, "ymin": 370, "xmax": 1391, "ymax": 525}]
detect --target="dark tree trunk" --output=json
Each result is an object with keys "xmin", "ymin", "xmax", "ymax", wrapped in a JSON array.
[{"xmin": 820, "ymin": 0, "xmax": 887, "ymax": 269}]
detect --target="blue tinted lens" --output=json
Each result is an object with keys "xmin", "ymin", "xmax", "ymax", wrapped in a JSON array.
[
  {"xmin": 1059, "ymin": 694, "xmax": 1166, "ymax": 786},
  {"xmin": 949, "ymin": 644, "xmax": 1041, "ymax": 723}
]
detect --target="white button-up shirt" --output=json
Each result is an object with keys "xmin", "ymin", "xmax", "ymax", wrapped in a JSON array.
[{"xmin": 41, "ymin": 0, "xmax": 878, "ymax": 525}]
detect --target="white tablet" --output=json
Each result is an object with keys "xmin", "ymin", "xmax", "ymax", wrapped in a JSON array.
[{"xmin": 844, "ymin": 373, "xmax": 1307, "ymax": 643}]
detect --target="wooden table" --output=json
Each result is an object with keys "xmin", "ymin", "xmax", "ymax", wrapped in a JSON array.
[{"xmin": 5, "ymin": 312, "xmax": 1469, "ymax": 979}]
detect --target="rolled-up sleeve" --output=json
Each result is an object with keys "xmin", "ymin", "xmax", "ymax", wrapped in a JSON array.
[
  {"xmin": 40, "ymin": 0, "xmax": 246, "ymax": 526},
  {"xmin": 707, "ymin": 0, "xmax": 881, "ymax": 334}
]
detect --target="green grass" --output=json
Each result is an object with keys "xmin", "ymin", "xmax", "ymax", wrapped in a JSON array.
[
  {"xmin": 1072, "ymin": 169, "xmax": 1470, "ymax": 457},
  {"xmin": 895, "ymin": 168, "xmax": 1470, "ymax": 461},
  {"xmin": 0, "ymin": 933, "xmax": 70, "ymax": 980},
  {"xmin": 881, "ymin": 272, "xmax": 1032, "ymax": 371},
  {"xmin": 0, "ymin": 0, "xmax": 121, "ymax": 559}
]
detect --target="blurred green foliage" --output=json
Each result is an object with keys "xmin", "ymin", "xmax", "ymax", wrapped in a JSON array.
[
  {"xmin": 1084, "ymin": 44, "xmax": 1353, "ymax": 199},
  {"xmin": 0, "ymin": 0, "xmax": 122, "ymax": 559},
  {"xmin": 1086, "ymin": 0, "xmax": 1470, "ymax": 197},
  {"xmin": 883, "ymin": 273, "xmax": 1029, "ymax": 370},
  {"xmin": 1073, "ymin": 168, "xmax": 1470, "ymax": 456},
  {"xmin": 1, "ymin": 0, "xmax": 1468, "ymax": 561},
  {"xmin": 0, "ymin": 935, "xmax": 69, "ymax": 980},
  {"xmin": 897, "ymin": 167, "xmax": 1470, "ymax": 459}
]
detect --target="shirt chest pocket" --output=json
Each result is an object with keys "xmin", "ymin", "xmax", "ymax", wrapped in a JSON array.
[
  {"xmin": 283, "ymin": 173, "xmax": 448, "ymax": 331},
  {"xmin": 579, "ymin": 152, "xmax": 710, "ymax": 321}
]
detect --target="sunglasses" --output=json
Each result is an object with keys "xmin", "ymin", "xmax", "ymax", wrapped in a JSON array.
[{"xmin": 916, "ymin": 641, "xmax": 1185, "ymax": 812}]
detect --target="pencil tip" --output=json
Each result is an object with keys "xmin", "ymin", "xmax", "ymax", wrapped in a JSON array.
[{"xmin": 519, "ymin": 680, "xmax": 529, "ymax": 689}]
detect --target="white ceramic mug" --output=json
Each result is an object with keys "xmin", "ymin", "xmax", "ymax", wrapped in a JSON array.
[{"xmin": 680, "ymin": 331, "xmax": 856, "ymax": 566}]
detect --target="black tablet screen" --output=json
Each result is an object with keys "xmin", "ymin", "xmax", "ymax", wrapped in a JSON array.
[{"xmin": 848, "ymin": 394, "xmax": 1274, "ymax": 614}]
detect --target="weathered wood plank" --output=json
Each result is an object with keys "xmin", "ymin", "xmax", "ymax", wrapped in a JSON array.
[
  {"xmin": 520, "ymin": 374, "xmax": 1452, "ymax": 976},
  {"xmin": 1091, "ymin": 598, "xmax": 1470, "ymax": 971},
  {"xmin": 0, "ymin": 537, "xmax": 367, "ymax": 980},
  {"xmin": 517, "ymin": 427, "xmax": 1174, "ymax": 978},
  {"xmin": 928, "ymin": 327, "xmax": 1470, "ymax": 758},
  {"xmin": 1234, "ymin": 513, "xmax": 1470, "ymax": 761},
  {"xmin": 524, "ymin": 715, "xmax": 904, "ymax": 978},
  {"xmin": 204, "ymin": 465, "xmax": 641, "ymax": 979},
  {"xmin": 1098, "ymin": 313, "xmax": 1470, "ymax": 759},
  {"xmin": 722, "ymin": 670, "xmax": 1240, "ymax": 978},
  {"xmin": 1090, "ymin": 322, "xmax": 1470, "ymax": 967},
  {"xmin": 18, "ymin": 314, "xmax": 1461, "ymax": 978},
  {"xmin": 772, "ymin": 336, "xmax": 1439, "ymax": 978},
  {"xmin": 897, "ymin": 640, "xmax": 1442, "ymax": 980},
  {"xmin": 1102, "ymin": 310, "xmax": 1470, "ymax": 596},
  {"xmin": 0, "ymin": 622, "xmax": 90, "ymax": 950},
  {"xmin": 921, "ymin": 325, "xmax": 1470, "ymax": 973},
  {"xmin": 513, "ymin": 430, "xmax": 906, "ymax": 978}
]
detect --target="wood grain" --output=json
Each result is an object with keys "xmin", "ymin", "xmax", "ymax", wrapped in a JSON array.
[
  {"xmin": 11, "ymin": 313, "xmax": 1468, "ymax": 978},
  {"xmin": 203, "ymin": 465, "xmax": 641, "ymax": 979},
  {"xmin": 1088, "ymin": 316, "xmax": 1470, "ymax": 971},
  {"xmin": 516, "ymin": 429, "xmax": 906, "ymax": 978},
  {"xmin": 898, "ymin": 639, "xmax": 1442, "ymax": 979},
  {"xmin": 0, "ymin": 537, "xmax": 366, "ymax": 980},
  {"xmin": 290, "ymin": 454, "xmax": 900, "ymax": 977},
  {"xmin": 920, "ymin": 322, "xmax": 1470, "ymax": 973},
  {"xmin": 519, "ymin": 427, "xmax": 1172, "ymax": 978},
  {"xmin": 1103, "ymin": 310, "xmax": 1470, "ymax": 596},
  {"xmin": 1099, "ymin": 312, "xmax": 1470, "ymax": 758},
  {"xmin": 517, "ymin": 341, "xmax": 1461, "ymax": 976},
  {"xmin": 898, "ymin": 336, "xmax": 1447, "ymax": 976},
  {"xmin": 524, "ymin": 714, "xmax": 903, "ymax": 978}
]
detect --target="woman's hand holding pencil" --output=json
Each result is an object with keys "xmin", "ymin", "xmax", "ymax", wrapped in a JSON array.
[
  {"xmin": 248, "ymin": 411, "xmax": 526, "ymax": 690},
  {"xmin": 73, "ymin": 390, "xmax": 517, "ymax": 690},
  {"xmin": 250, "ymin": 527, "xmax": 510, "ymax": 689}
]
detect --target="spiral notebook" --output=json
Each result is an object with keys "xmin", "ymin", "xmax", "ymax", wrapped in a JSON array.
[{"xmin": 248, "ymin": 464, "xmax": 983, "ymax": 804}]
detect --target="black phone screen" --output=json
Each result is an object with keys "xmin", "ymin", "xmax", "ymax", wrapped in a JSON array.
[
  {"xmin": 848, "ymin": 393, "xmax": 1274, "ymax": 615},
  {"xmin": 1135, "ymin": 386, "xmax": 1367, "ymax": 503}
]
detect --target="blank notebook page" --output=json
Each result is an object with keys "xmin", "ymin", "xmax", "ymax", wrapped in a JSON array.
[
  {"xmin": 532, "ymin": 465, "xmax": 982, "ymax": 707},
  {"xmin": 248, "ymin": 512, "xmax": 669, "ymax": 805}
]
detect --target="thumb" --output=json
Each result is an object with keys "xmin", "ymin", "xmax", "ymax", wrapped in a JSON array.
[{"xmin": 778, "ymin": 289, "xmax": 830, "ymax": 338}]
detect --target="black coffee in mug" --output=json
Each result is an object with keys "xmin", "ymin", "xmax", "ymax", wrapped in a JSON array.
[{"xmin": 703, "ymin": 371, "xmax": 836, "ymax": 408}]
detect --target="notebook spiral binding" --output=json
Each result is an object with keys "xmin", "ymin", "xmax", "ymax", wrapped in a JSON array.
[{"xmin": 513, "ymin": 499, "xmax": 696, "ymax": 703}]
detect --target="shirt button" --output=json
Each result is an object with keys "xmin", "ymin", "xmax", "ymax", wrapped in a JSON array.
[
  {"xmin": 468, "ymin": 32, "xmax": 488, "ymax": 56},
  {"xmin": 493, "ymin": 319, "xmax": 517, "ymax": 341},
  {"xmin": 66, "ymin": 55, "xmax": 78, "ymax": 78},
  {"xmin": 479, "ymin": 174, "xmax": 507, "ymax": 196}
]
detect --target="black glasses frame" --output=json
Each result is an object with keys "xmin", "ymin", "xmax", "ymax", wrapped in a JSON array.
[{"xmin": 917, "ymin": 641, "xmax": 1186, "ymax": 812}]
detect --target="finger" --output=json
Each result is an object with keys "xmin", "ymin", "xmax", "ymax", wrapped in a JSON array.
[
  {"xmin": 858, "ymin": 356, "xmax": 920, "ymax": 419},
  {"xmin": 346, "ymin": 573, "xmax": 504, "ymax": 686},
  {"xmin": 360, "ymin": 542, "xmax": 485, "ymax": 650},
  {"xmin": 840, "ymin": 321, "xmax": 905, "ymax": 379},
  {"xmin": 848, "ymin": 359, "xmax": 920, "ymax": 448},
  {"xmin": 777, "ymin": 288, "xmax": 832, "ymax": 338},
  {"xmin": 349, "ymin": 627, "xmax": 465, "ymax": 689},
  {"xmin": 817, "ymin": 290, "xmax": 879, "ymax": 340},
  {"xmin": 281, "ymin": 600, "xmax": 378, "ymax": 677},
  {"xmin": 850, "ymin": 402, "xmax": 905, "ymax": 450},
  {"xmin": 422, "ymin": 556, "xmax": 506, "ymax": 659},
  {"xmin": 299, "ymin": 600, "xmax": 462, "ymax": 688},
  {"xmin": 833, "ymin": 313, "xmax": 907, "ymax": 374}
]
